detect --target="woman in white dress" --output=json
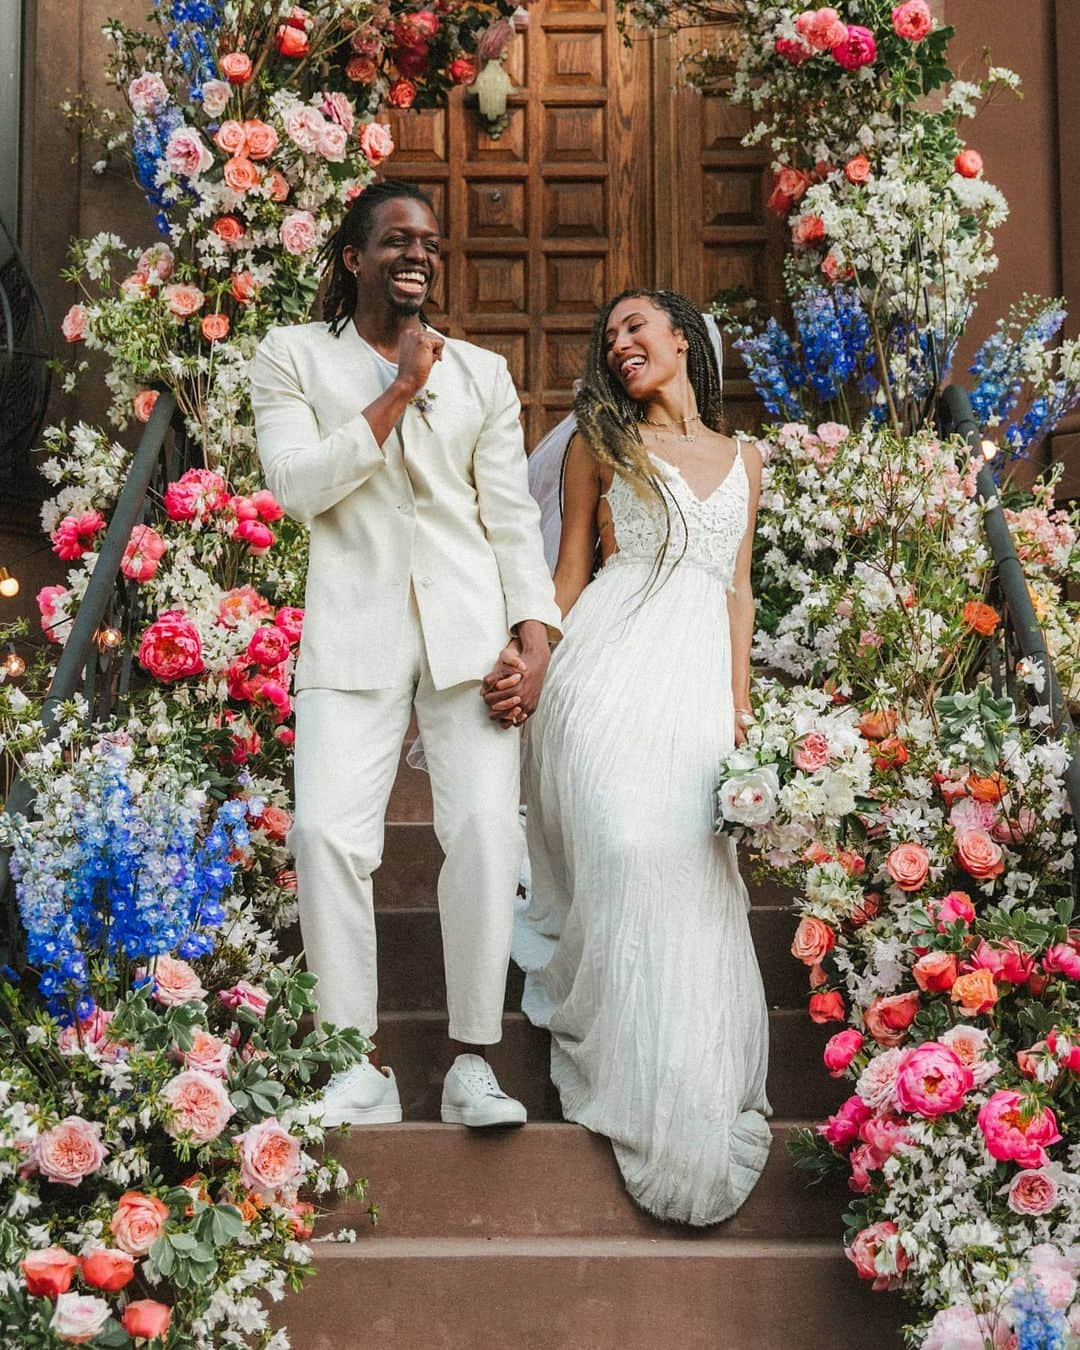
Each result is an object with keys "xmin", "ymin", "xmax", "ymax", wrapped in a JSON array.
[{"xmin": 499, "ymin": 289, "xmax": 772, "ymax": 1226}]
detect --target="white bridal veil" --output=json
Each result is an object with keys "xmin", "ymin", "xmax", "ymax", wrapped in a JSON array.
[{"xmin": 528, "ymin": 313, "xmax": 724, "ymax": 569}]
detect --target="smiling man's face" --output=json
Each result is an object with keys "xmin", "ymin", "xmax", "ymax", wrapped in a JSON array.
[{"xmin": 344, "ymin": 196, "xmax": 442, "ymax": 318}]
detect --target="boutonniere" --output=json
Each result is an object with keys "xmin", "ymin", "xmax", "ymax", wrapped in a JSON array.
[{"xmin": 410, "ymin": 389, "xmax": 438, "ymax": 430}]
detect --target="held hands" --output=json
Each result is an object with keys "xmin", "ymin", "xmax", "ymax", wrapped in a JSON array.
[
  {"xmin": 481, "ymin": 634, "xmax": 550, "ymax": 729},
  {"xmin": 395, "ymin": 328, "xmax": 444, "ymax": 396}
]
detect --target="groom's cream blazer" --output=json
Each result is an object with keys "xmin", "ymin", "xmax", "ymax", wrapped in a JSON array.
[{"xmin": 250, "ymin": 320, "xmax": 560, "ymax": 692}]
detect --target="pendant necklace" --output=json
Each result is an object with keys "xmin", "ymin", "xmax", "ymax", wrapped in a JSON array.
[{"xmin": 641, "ymin": 412, "xmax": 701, "ymax": 444}]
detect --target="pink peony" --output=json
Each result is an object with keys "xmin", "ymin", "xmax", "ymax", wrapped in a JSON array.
[
  {"xmin": 894, "ymin": 1042, "xmax": 973, "ymax": 1117},
  {"xmin": 275, "ymin": 606, "xmax": 304, "ymax": 642},
  {"xmin": 977, "ymin": 1090, "xmax": 1062, "ymax": 1168},
  {"xmin": 61, "ymin": 304, "xmax": 88, "ymax": 343},
  {"xmin": 858, "ymin": 1114, "xmax": 910, "ymax": 1166},
  {"xmin": 128, "ymin": 72, "xmax": 170, "ymax": 116},
  {"xmin": 248, "ymin": 624, "xmax": 292, "ymax": 669},
  {"xmin": 234, "ymin": 1117, "xmax": 302, "ymax": 1197},
  {"xmin": 121, "ymin": 524, "xmax": 167, "ymax": 582},
  {"xmin": 818, "ymin": 1094, "xmax": 872, "ymax": 1150},
  {"xmin": 220, "ymin": 980, "xmax": 271, "ymax": 1016},
  {"xmin": 321, "ymin": 91, "xmax": 356, "ymax": 133},
  {"xmin": 847, "ymin": 1141, "xmax": 876, "ymax": 1194},
  {"xmin": 924, "ymin": 1306, "xmax": 1009, "ymax": 1350},
  {"xmin": 57, "ymin": 1008, "xmax": 122, "ymax": 1063},
  {"xmin": 845, "ymin": 1220, "xmax": 909, "ymax": 1290},
  {"xmin": 794, "ymin": 7, "xmax": 847, "ymax": 51},
  {"xmin": 823, "ymin": 1028, "xmax": 864, "ymax": 1077},
  {"xmin": 234, "ymin": 518, "xmax": 275, "ymax": 555},
  {"xmin": 21, "ymin": 1246, "xmax": 80, "ymax": 1297},
  {"xmin": 775, "ymin": 35, "xmax": 814, "ymax": 64},
  {"xmin": 109, "ymin": 1192, "xmax": 168, "ymax": 1257},
  {"xmin": 1043, "ymin": 943, "xmax": 1080, "ymax": 979},
  {"xmin": 832, "ymin": 24, "xmax": 876, "ymax": 70},
  {"xmin": 138, "ymin": 610, "xmax": 204, "ymax": 682},
  {"xmin": 1006, "ymin": 1168, "xmax": 1059, "ymax": 1216},
  {"xmin": 33, "ymin": 1117, "xmax": 107, "ymax": 1187},
  {"xmin": 163, "ymin": 467, "xmax": 228, "ymax": 521},
  {"xmin": 152, "ymin": 954, "xmax": 207, "ymax": 1006},
  {"xmin": 885, "ymin": 842, "xmax": 930, "ymax": 892},
  {"xmin": 162, "ymin": 1069, "xmax": 236, "ymax": 1144},
  {"xmin": 164, "ymin": 127, "xmax": 214, "ymax": 178},
  {"xmin": 892, "ymin": 1, "xmax": 933, "ymax": 41},
  {"xmin": 50, "ymin": 1292, "xmax": 111, "ymax": 1343},
  {"xmin": 250, "ymin": 488, "xmax": 285, "ymax": 522},
  {"xmin": 37, "ymin": 584, "xmax": 70, "ymax": 642},
  {"xmin": 280, "ymin": 210, "xmax": 318, "ymax": 255},
  {"xmin": 792, "ymin": 731, "xmax": 830, "ymax": 772}
]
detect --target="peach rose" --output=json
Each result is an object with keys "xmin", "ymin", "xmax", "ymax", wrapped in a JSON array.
[
  {"xmin": 162, "ymin": 283, "xmax": 205, "ymax": 319},
  {"xmin": 214, "ymin": 119, "xmax": 248, "ymax": 156},
  {"xmin": 885, "ymin": 841, "xmax": 930, "ymax": 892},
  {"xmin": 138, "ymin": 610, "xmax": 205, "ymax": 681},
  {"xmin": 955, "ymin": 827, "xmax": 1004, "ymax": 881},
  {"xmin": 912, "ymin": 951, "xmax": 958, "ymax": 993},
  {"xmin": 792, "ymin": 214, "xmax": 826, "ymax": 246},
  {"xmin": 110, "ymin": 1191, "xmax": 169, "ymax": 1256},
  {"xmin": 844, "ymin": 154, "xmax": 872, "ymax": 184},
  {"xmin": 21, "ymin": 1246, "xmax": 79, "ymax": 1296},
  {"xmin": 387, "ymin": 78, "xmax": 417, "ymax": 109},
  {"xmin": 864, "ymin": 991, "xmax": 920, "ymax": 1047},
  {"xmin": 33, "ymin": 1117, "xmax": 107, "ymax": 1187},
  {"xmin": 61, "ymin": 304, "xmax": 88, "ymax": 343},
  {"xmin": 122, "ymin": 1300, "xmax": 172, "ymax": 1340},
  {"xmin": 220, "ymin": 51, "xmax": 253, "ymax": 83},
  {"xmin": 133, "ymin": 389, "xmax": 160, "ymax": 423},
  {"xmin": 795, "ymin": 6, "xmax": 847, "ymax": 51},
  {"xmin": 266, "ymin": 169, "xmax": 290, "ymax": 203},
  {"xmin": 162, "ymin": 1069, "xmax": 236, "ymax": 1144},
  {"xmin": 791, "ymin": 916, "xmax": 835, "ymax": 966},
  {"xmin": 258, "ymin": 804, "xmax": 293, "ymax": 842},
  {"xmin": 79, "ymin": 1248, "xmax": 135, "ymax": 1292},
  {"xmin": 1007, "ymin": 1169, "xmax": 1059, "ymax": 1216},
  {"xmin": 280, "ymin": 210, "xmax": 318, "ymax": 255},
  {"xmin": 201, "ymin": 312, "xmax": 231, "ymax": 342},
  {"xmin": 152, "ymin": 954, "xmax": 207, "ymax": 1006},
  {"xmin": 951, "ymin": 967, "xmax": 998, "ymax": 1016},
  {"xmin": 50, "ymin": 1293, "xmax": 111, "ymax": 1343},
  {"xmin": 223, "ymin": 156, "xmax": 260, "ymax": 192},
  {"xmin": 243, "ymin": 119, "xmax": 279, "ymax": 160},
  {"xmin": 234, "ymin": 1117, "xmax": 302, "ymax": 1197},
  {"xmin": 183, "ymin": 1029, "xmax": 232, "ymax": 1078}
]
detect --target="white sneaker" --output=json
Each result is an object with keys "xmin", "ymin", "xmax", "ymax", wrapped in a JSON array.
[
  {"xmin": 440, "ymin": 1054, "xmax": 527, "ymax": 1128},
  {"xmin": 318, "ymin": 1057, "xmax": 402, "ymax": 1127}
]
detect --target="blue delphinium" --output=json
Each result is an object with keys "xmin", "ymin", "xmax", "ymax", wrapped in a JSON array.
[
  {"xmin": 1010, "ymin": 1281, "xmax": 1067, "ymax": 1350},
  {"xmin": 733, "ymin": 319, "xmax": 805, "ymax": 420},
  {"xmin": 969, "ymin": 300, "xmax": 1067, "ymax": 425},
  {"xmin": 8, "ymin": 741, "xmax": 247, "ymax": 1019},
  {"xmin": 158, "ymin": 0, "xmax": 224, "ymax": 93}
]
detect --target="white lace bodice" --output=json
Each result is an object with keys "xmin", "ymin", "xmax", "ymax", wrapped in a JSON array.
[{"xmin": 602, "ymin": 446, "xmax": 750, "ymax": 589}]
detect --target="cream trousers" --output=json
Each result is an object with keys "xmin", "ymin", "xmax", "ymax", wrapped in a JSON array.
[{"xmin": 289, "ymin": 593, "xmax": 522, "ymax": 1044}]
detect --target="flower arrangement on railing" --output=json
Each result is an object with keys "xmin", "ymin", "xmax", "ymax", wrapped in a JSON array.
[{"xmin": 0, "ymin": 735, "xmax": 369, "ymax": 1348}]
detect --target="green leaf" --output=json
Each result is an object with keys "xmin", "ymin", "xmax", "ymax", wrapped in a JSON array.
[{"xmin": 91, "ymin": 1319, "xmax": 132, "ymax": 1348}]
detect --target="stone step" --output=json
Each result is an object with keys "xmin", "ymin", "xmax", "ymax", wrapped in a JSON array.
[
  {"xmin": 280, "ymin": 1237, "xmax": 905, "ymax": 1350},
  {"xmin": 362, "ymin": 905, "xmax": 805, "ymax": 1012},
  {"xmin": 372, "ymin": 821, "xmax": 796, "ymax": 912},
  {"xmin": 321, "ymin": 1120, "xmax": 846, "ymax": 1241},
  {"xmin": 371, "ymin": 1010, "xmax": 842, "ymax": 1123}
]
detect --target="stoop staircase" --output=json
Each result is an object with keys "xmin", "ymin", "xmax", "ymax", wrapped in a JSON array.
[{"xmin": 278, "ymin": 746, "xmax": 906, "ymax": 1350}]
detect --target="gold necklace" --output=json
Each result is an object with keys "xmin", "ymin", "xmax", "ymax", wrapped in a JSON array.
[{"xmin": 641, "ymin": 412, "xmax": 701, "ymax": 444}]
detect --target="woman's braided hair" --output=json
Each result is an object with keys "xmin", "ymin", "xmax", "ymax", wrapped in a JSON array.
[
  {"xmin": 573, "ymin": 288, "xmax": 724, "ymax": 590},
  {"xmin": 319, "ymin": 179, "xmax": 436, "ymax": 336}
]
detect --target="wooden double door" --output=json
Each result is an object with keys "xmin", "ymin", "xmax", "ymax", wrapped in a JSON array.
[{"xmin": 387, "ymin": 4, "xmax": 784, "ymax": 446}]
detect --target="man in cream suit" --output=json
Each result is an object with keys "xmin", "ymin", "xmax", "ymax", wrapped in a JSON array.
[{"xmin": 250, "ymin": 181, "xmax": 560, "ymax": 1128}]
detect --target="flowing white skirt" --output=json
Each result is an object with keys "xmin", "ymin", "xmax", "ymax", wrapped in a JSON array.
[{"xmin": 515, "ymin": 555, "xmax": 772, "ymax": 1226}]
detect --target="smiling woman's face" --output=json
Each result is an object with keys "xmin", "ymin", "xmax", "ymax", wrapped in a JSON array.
[{"xmin": 604, "ymin": 296, "xmax": 684, "ymax": 399}]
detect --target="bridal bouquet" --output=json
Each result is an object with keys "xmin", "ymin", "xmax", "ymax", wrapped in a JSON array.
[{"xmin": 0, "ymin": 736, "xmax": 369, "ymax": 1348}]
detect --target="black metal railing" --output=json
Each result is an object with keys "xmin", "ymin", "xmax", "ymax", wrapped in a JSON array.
[
  {"xmin": 940, "ymin": 385, "xmax": 1080, "ymax": 843},
  {"xmin": 0, "ymin": 390, "xmax": 187, "ymax": 968},
  {"xmin": 0, "ymin": 215, "xmax": 52, "ymax": 479}
]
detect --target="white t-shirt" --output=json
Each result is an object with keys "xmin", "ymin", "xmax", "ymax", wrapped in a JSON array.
[{"xmin": 356, "ymin": 333, "xmax": 399, "ymax": 393}]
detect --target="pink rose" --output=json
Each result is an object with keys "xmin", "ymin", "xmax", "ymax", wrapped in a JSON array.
[
  {"xmin": 280, "ymin": 210, "xmax": 318, "ymax": 255},
  {"xmin": 220, "ymin": 980, "xmax": 271, "ymax": 1016},
  {"xmin": 794, "ymin": 7, "xmax": 847, "ymax": 51},
  {"xmin": 318, "ymin": 122, "xmax": 350, "ymax": 162},
  {"xmin": 792, "ymin": 731, "xmax": 830, "ymax": 772},
  {"xmin": 912, "ymin": 951, "xmax": 958, "ymax": 993},
  {"xmin": 200, "ymin": 78, "xmax": 231, "ymax": 116},
  {"xmin": 182, "ymin": 1030, "xmax": 232, "ymax": 1078},
  {"xmin": 955, "ymin": 827, "xmax": 1004, "ymax": 881},
  {"xmin": 977, "ymin": 1090, "xmax": 1062, "ymax": 1168},
  {"xmin": 885, "ymin": 841, "xmax": 930, "ymax": 892},
  {"xmin": 121, "ymin": 524, "xmax": 167, "ymax": 583},
  {"xmin": 220, "ymin": 51, "xmax": 253, "ymax": 84},
  {"xmin": 892, "ymin": 0, "xmax": 933, "ymax": 41},
  {"xmin": 21, "ymin": 1246, "xmax": 80, "ymax": 1297},
  {"xmin": 162, "ymin": 1069, "xmax": 235, "ymax": 1144},
  {"xmin": 894, "ymin": 1042, "xmax": 973, "ymax": 1117},
  {"xmin": 61, "ymin": 304, "xmax": 88, "ymax": 343},
  {"xmin": 855, "ymin": 1047, "xmax": 905, "ymax": 1113},
  {"xmin": 248, "ymin": 624, "xmax": 292, "ymax": 669},
  {"xmin": 955, "ymin": 149, "xmax": 983, "ymax": 179},
  {"xmin": 864, "ymin": 991, "xmax": 920, "ymax": 1047},
  {"xmin": 321, "ymin": 91, "xmax": 356, "ymax": 133},
  {"xmin": 214, "ymin": 119, "xmax": 248, "ymax": 156},
  {"xmin": 110, "ymin": 1192, "xmax": 169, "ymax": 1257},
  {"xmin": 242, "ymin": 119, "xmax": 279, "ymax": 161},
  {"xmin": 934, "ymin": 890, "xmax": 976, "ymax": 929},
  {"xmin": 1043, "ymin": 943, "xmax": 1080, "ymax": 979},
  {"xmin": 33, "ymin": 1117, "xmax": 107, "ymax": 1187},
  {"xmin": 284, "ymin": 105, "xmax": 328, "ymax": 152},
  {"xmin": 823, "ymin": 1028, "xmax": 863, "ymax": 1077},
  {"xmin": 1007, "ymin": 1169, "xmax": 1059, "ymax": 1216},
  {"xmin": 50, "ymin": 1292, "xmax": 111, "ymax": 1343},
  {"xmin": 79, "ymin": 1248, "xmax": 135, "ymax": 1292},
  {"xmin": 164, "ymin": 127, "xmax": 214, "ymax": 178},
  {"xmin": 818, "ymin": 1094, "xmax": 872, "ymax": 1150},
  {"xmin": 832, "ymin": 24, "xmax": 876, "ymax": 70},
  {"xmin": 128, "ymin": 72, "xmax": 170, "ymax": 117},
  {"xmin": 133, "ymin": 389, "xmax": 160, "ymax": 423},
  {"xmin": 122, "ymin": 1301, "xmax": 172, "ymax": 1341},
  {"xmin": 845, "ymin": 1220, "xmax": 909, "ymax": 1291},
  {"xmin": 162, "ymin": 283, "xmax": 206, "ymax": 319},
  {"xmin": 234, "ymin": 1117, "xmax": 302, "ymax": 1197},
  {"xmin": 164, "ymin": 466, "xmax": 228, "ymax": 522},
  {"xmin": 138, "ymin": 611, "xmax": 204, "ymax": 682}
]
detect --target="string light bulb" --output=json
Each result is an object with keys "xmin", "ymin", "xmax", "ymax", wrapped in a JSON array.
[
  {"xmin": 96, "ymin": 626, "xmax": 123, "ymax": 653},
  {"xmin": 0, "ymin": 568, "xmax": 18, "ymax": 598},
  {"xmin": 981, "ymin": 439, "xmax": 997, "ymax": 461},
  {"xmin": 3, "ymin": 643, "xmax": 25, "ymax": 678}
]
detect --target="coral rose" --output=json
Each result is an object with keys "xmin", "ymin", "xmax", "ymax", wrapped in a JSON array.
[
  {"xmin": 885, "ymin": 841, "xmax": 930, "ymax": 892},
  {"xmin": 1007, "ymin": 1169, "xmax": 1059, "ymax": 1216},
  {"xmin": 256, "ymin": 804, "xmax": 293, "ymax": 842},
  {"xmin": 138, "ymin": 610, "xmax": 205, "ymax": 681},
  {"xmin": 110, "ymin": 1191, "xmax": 169, "ymax": 1256},
  {"xmin": 231, "ymin": 270, "xmax": 259, "ymax": 304},
  {"xmin": 894, "ymin": 1042, "xmax": 973, "ymax": 1117},
  {"xmin": 276, "ymin": 23, "xmax": 310, "ymax": 56},
  {"xmin": 951, "ymin": 967, "xmax": 998, "ymax": 1016},
  {"xmin": 33, "ymin": 1117, "xmax": 107, "ymax": 1187},
  {"xmin": 864, "ymin": 991, "xmax": 920, "ymax": 1047},
  {"xmin": 808, "ymin": 989, "xmax": 845, "ymax": 1023},
  {"xmin": 223, "ymin": 156, "xmax": 260, "ymax": 192},
  {"xmin": 122, "ymin": 1301, "xmax": 172, "ymax": 1340},
  {"xmin": 212, "ymin": 214, "xmax": 245, "ymax": 244},
  {"xmin": 962, "ymin": 600, "xmax": 999, "ymax": 635},
  {"xmin": 266, "ymin": 169, "xmax": 291, "ymax": 203},
  {"xmin": 791, "ymin": 916, "xmax": 835, "ymax": 966},
  {"xmin": 858, "ymin": 708, "xmax": 896, "ymax": 741},
  {"xmin": 221, "ymin": 51, "xmax": 253, "ymax": 83},
  {"xmin": 845, "ymin": 1220, "xmax": 909, "ymax": 1291},
  {"xmin": 235, "ymin": 1118, "xmax": 303, "ymax": 1197},
  {"xmin": 162, "ymin": 1069, "xmax": 236, "ymax": 1144},
  {"xmin": 243, "ymin": 119, "xmax": 279, "ymax": 160},
  {"xmin": 214, "ymin": 119, "xmax": 247, "ymax": 155},
  {"xmin": 449, "ymin": 55, "xmax": 477, "ymax": 85},
  {"xmin": 21, "ymin": 1246, "xmax": 79, "ymax": 1296},
  {"xmin": 133, "ymin": 389, "xmax": 160, "ymax": 423},
  {"xmin": 792, "ymin": 214, "xmax": 826, "ymax": 246},
  {"xmin": 955, "ymin": 827, "xmax": 1004, "ymax": 881},
  {"xmin": 162, "ymin": 283, "xmax": 205, "ymax": 319},
  {"xmin": 977, "ymin": 1090, "xmax": 1061, "ymax": 1167},
  {"xmin": 201, "ymin": 312, "xmax": 230, "ymax": 342},
  {"xmin": 844, "ymin": 154, "xmax": 872, "ymax": 184},
  {"xmin": 892, "ymin": 0, "xmax": 933, "ymax": 40},
  {"xmin": 832, "ymin": 25, "xmax": 876, "ymax": 70},
  {"xmin": 823, "ymin": 1028, "xmax": 864, "ymax": 1077},
  {"xmin": 50, "ymin": 1292, "xmax": 110, "ymax": 1343},
  {"xmin": 387, "ymin": 78, "xmax": 417, "ymax": 109},
  {"xmin": 955, "ymin": 149, "xmax": 984, "ymax": 179},
  {"xmin": 968, "ymin": 773, "xmax": 1006, "ymax": 803},
  {"xmin": 912, "ymin": 951, "xmax": 958, "ymax": 993},
  {"xmin": 873, "ymin": 737, "xmax": 908, "ymax": 772},
  {"xmin": 61, "ymin": 304, "xmax": 88, "ymax": 342},
  {"xmin": 359, "ymin": 122, "xmax": 395, "ymax": 166},
  {"xmin": 79, "ymin": 1248, "xmax": 135, "ymax": 1292}
]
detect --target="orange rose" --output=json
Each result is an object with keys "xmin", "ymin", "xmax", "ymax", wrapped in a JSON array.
[
  {"xmin": 912, "ymin": 951, "xmax": 958, "ymax": 993},
  {"xmin": 844, "ymin": 154, "xmax": 872, "ymax": 183},
  {"xmin": 200, "ymin": 312, "xmax": 231, "ymax": 342},
  {"xmin": 808, "ymin": 990, "xmax": 845, "ymax": 1023},
  {"xmin": 858, "ymin": 708, "xmax": 897, "ymax": 741},
  {"xmin": 80, "ymin": 1248, "xmax": 135, "ymax": 1292},
  {"xmin": 951, "ymin": 967, "xmax": 998, "ymax": 1016},
  {"xmin": 122, "ymin": 1301, "xmax": 171, "ymax": 1340},
  {"xmin": 791, "ymin": 916, "xmax": 836, "ymax": 966},
  {"xmin": 223, "ymin": 156, "xmax": 260, "ymax": 192},
  {"xmin": 873, "ymin": 736, "xmax": 908, "ymax": 772},
  {"xmin": 962, "ymin": 600, "xmax": 1000, "ymax": 636},
  {"xmin": 968, "ymin": 773, "xmax": 1006, "ymax": 803}
]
